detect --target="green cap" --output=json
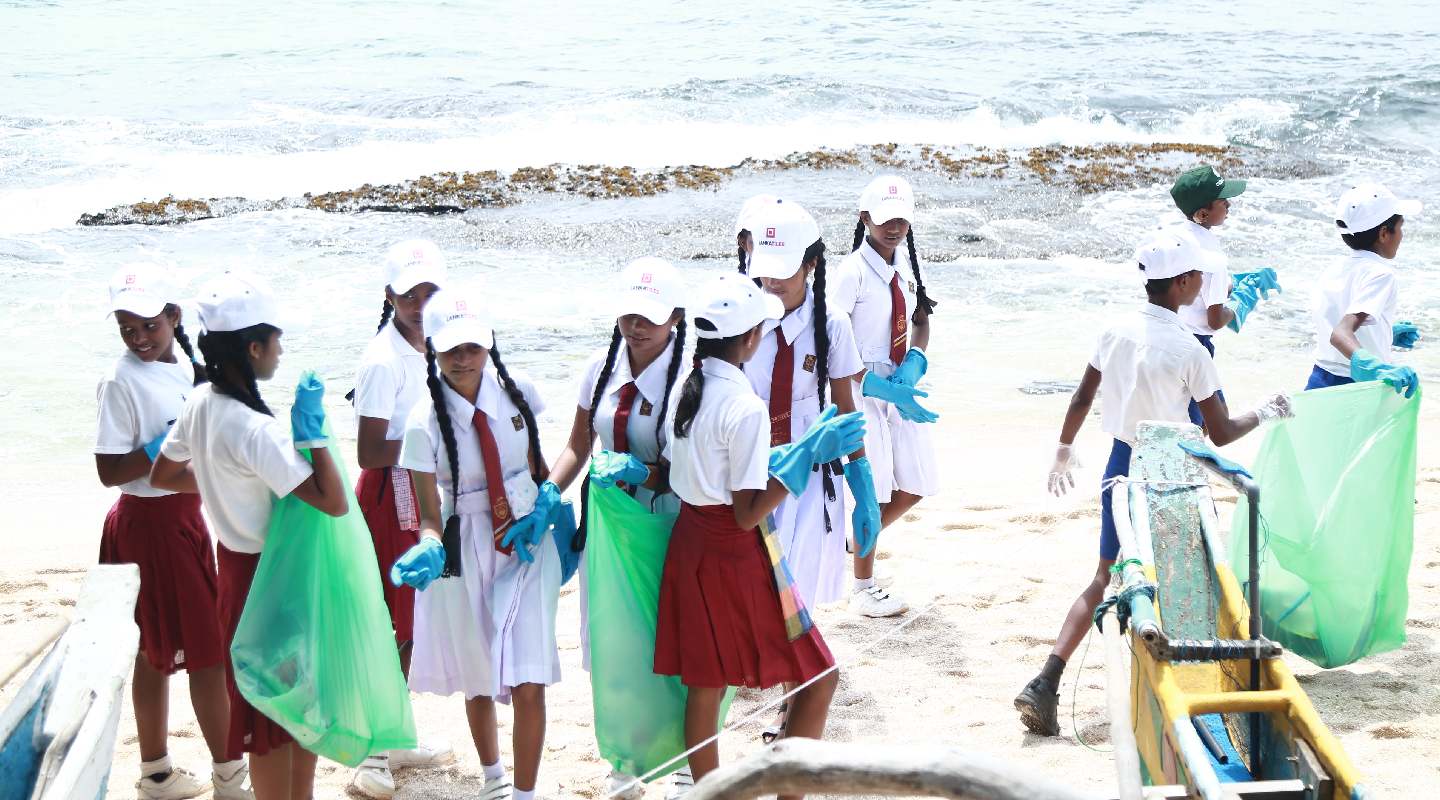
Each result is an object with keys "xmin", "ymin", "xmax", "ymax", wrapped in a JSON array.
[{"xmin": 1170, "ymin": 165, "xmax": 1246, "ymax": 217}]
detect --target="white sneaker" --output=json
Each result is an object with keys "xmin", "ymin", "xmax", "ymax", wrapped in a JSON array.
[
  {"xmin": 665, "ymin": 767, "xmax": 694, "ymax": 800},
  {"xmin": 136, "ymin": 766, "xmax": 208, "ymax": 800},
  {"xmin": 211, "ymin": 760, "xmax": 253, "ymax": 800},
  {"xmin": 349, "ymin": 756, "xmax": 395, "ymax": 799},
  {"xmin": 848, "ymin": 584, "xmax": 908, "ymax": 617},
  {"xmin": 389, "ymin": 739, "xmax": 457, "ymax": 769},
  {"xmin": 481, "ymin": 774, "xmax": 514, "ymax": 800},
  {"xmin": 607, "ymin": 769, "xmax": 644, "ymax": 800}
]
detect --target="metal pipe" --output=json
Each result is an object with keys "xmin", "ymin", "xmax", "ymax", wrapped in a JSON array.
[
  {"xmin": 1239, "ymin": 474, "xmax": 1263, "ymax": 779},
  {"xmin": 1104, "ymin": 601, "xmax": 1144, "ymax": 800}
]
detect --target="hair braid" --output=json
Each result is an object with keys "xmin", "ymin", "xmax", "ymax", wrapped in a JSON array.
[
  {"xmin": 346, "ymin": 299, "xmax": 398, "ymax": 402},
  {"xmin": 424, "ymin": 340, "xmax": 465, "ymax": 577},
  {"xmin": 587, "ymin": 327, "xmax": 623, "ymax": 436},
  {"xmin": 654, "ymin": 316, "xmax": 685, "ymax": 448},
  {"xmin": 805, "ymin": 241, "xmax": 830, "ymax": 410},
  {"xmin": 906, "ymin": 229, "xmax": 936, "ymax": 316},
  {"xmin": 736, "ymin": 233, "xmax": 750, "ymax": 275},
  {"xmin": 167, "ymin": 305, "xmax": 207, "ymax": 387},
  {"xmin": 490, "ymin": 338, "xmax": 546, "ymax": 484},
  {"xmin": 198, "ymin": 326, "xmax": 274, "ymax": 416},
  {"xmin": 851, "ymin": 219, "xmax": 865, "ymax": 253},
  {"xmin": 675, "ymin": 331, "xmax": 736, "ymax": 438}
]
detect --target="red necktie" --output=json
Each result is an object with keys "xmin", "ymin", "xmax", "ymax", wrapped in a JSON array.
[
  {"xmin": 471, "ymin": 409, "xmax": 514, "ymax": 555},
  {"xmin": 612, "ymin": 381, "xmax": 639, "ymax": 454},
  {"xmin": 769, "ymin": 328, "xmax": 793, "ymax": 446},
  {"xmin": 889, "ymin": 272, "xmax": 908, "ymax": 366}
]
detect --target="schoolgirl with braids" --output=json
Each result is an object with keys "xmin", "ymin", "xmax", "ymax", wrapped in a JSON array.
[
  {"xmin": 94, "ymin": 264, "xmax": 241, "ymax": 800},
  {"xmin": 733, "ymin": 193, "xmax": 780, "ymax": 275},
  {"xmin": 150, "ymin": 271, "xmax": 349, "ymax": 800},
  {"xmin": 390, "ymin": 287, "xmax": 561, "ymax": 800},
  {"xmin": 546, "ymin": 256, "xmax": 688, "ymax": 800},
  {"xmin": 347, "ymin": 239, "xmax": 451, "ymax": 798},
  {"xmin": 829, "ymin": 174, "xmax": 941, "ymax": 619}
]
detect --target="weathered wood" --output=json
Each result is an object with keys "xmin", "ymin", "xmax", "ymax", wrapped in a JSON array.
[{"xmin": 685, "ymin": 738, "xmax": 1101, "ymax": 800}]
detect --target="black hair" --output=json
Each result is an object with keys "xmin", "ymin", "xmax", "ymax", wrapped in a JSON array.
[
  {"xmin": 1340, "ymin": 214, "xmax": 1402, "ymax": 253},
  {"xmin": 344, "ymin": 298, "xmax": 395, "ymax": 403},
  {"xmin": 165, "ymin": 303, "xmax": 207, "ymax": 387},
  {"xmin": 197, "ymin": 324, "xmax": 278, "ymax": 417},
  {"xmin": 851, "ymin": 218, "xmax": 938, "ymax": 317},
  {"xmin": 586, "ymin": 326, "xmax": 625, "ymax": 435},
  {"xmin": 803, "ymin": 240, "xmax": 842, "ymax": 525},
  {"xmin": 674, "ymin": 324, "xmax": 747, "ymax": 439},
  {"xmin": 422, "ymin": 334, "xmax": 547, "ymax": 577},
  {"xmin": 736, "ymin": 231, "xmax": 750, "ymax": 275}
]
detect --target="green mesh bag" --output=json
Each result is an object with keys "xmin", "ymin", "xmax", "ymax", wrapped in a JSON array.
[
  {"xmin": 231, "ymin": 437, "xmax": 416, "ymax": 766},
  {"xmin": 586, "ymin": 484, "xmax": 734, "ymax": 779},
  {"xmin": 1232, "ymin": 381, "xmax": 1419, "ymax": 668}
]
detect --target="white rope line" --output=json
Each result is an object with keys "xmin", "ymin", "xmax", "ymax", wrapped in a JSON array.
[
  {"xmin": 605, "ymin": 595, "xmax": 946, "ymax": 798},
  {"xmin": 1101, "ymin": 476, "xmax": 1210, "ymax": 492}
]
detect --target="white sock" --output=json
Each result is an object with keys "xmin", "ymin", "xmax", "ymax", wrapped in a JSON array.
[
  {"xmin": 140, "ymin": 754, "xmax": 171, "ymax": 780},
  {"xmin": 513, "ymin": 789, "xmax": 535, "ymax": 800},
  {"xmin": 853, "ymin": 576, "xmax": 875, "ymax": 591},
  {"xmin": 483, "ymin": 760, "xmax": 506, "ymax": 781},
  {"xmin": 212, "ymin": 759, "xmax": 245, "ymax": 782}
]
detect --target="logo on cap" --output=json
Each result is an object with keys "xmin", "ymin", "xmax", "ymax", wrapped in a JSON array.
[
  {"xmin": 125, "ymin": 274, "xmax": 136, "ymax": 285},
  {"xmin": 765, "ymin": 227, "xmax": 776, "ymax": 239},
  {"xmin": 889, "ymin": 185, "xmax": 898, "ymax": 195},
  {"xmin": 455, "ymin": 300, "xmax": 468, "ymax": 312},
  {"xmin": 1215, "ymin": 179, "xmax": 1224, "ymax": 187},
  {"xmin": 640, "ymin": 273, "xmax": 653, "ymax": 284}
]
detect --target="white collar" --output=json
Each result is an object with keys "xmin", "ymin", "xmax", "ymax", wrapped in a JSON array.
[
  {"xmin": 762, "ymin": 289, "xmax": 813, "ymax": 344},
  {"xmin": 607, "ymin": 334, "xmax": 677, "ymax": 403},
  {"xmin": 385, "ymin": 321, "xmax": 425, "ymax": 358},
  {"xmin": 858, "ymin": 239, "xmax": 898, "ymax": 283},
  {"xmin": 701, "ymin": 357, "xmax": 748, "ymax": 386},
  {"xmin": 1140, "ymin": 304, "xmax": 1185, "ymax": 326},
  {"xmin": 441, "ymin": 368, "xmax": 504, "ymax": 431},
  {"xmin": 1349, "ymin": 249, "xmax": 1392, "ymax": 266}
]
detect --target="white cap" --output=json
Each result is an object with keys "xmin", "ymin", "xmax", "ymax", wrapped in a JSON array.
[
  {"xmin": 197, "ymin": 271, "xmax": 283, "ymax": 332},
  {"xmin": 108, "ymin": 263, "xmax": 178, "ymax": 318},
  {"xmin": 734, "ymin": 193, "xmax": 781, "ymax": 235},
  {"xmin": 613, "ymin": 257, "xmax": 686, "ymax": 325},
  {"xmin": 1334, "ymin": 183, "xmax": 1421, "ymax": 234},
  {"xmin": 423, "ymin": 287, "xmax": 494, "ymax": 353},
  {"xmin": 384, "ymin": 239, "xmax": 447, "ymax": 294},
  {"xmin": 746, "ymin": 251, "xmax": 800, "ymax": 281},
  {"xmin": 1134, "ymin": 230, "xmax": 1224, "ymax": 281},
  {"xmin": 692, "ymin": 273, "xmax": 784, "ymax": 339},
  {"xmin": 746, "ymin": 198, "xmax": 820, "ymax": 276},
  {"xmin": 859, "ymin": 174, "xmax": 916, "ymax": 225}
]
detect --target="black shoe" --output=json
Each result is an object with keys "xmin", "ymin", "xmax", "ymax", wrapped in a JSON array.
[{"xmin": 1014, "ymin": 677, "xmax": 1060, "ymax": 736}]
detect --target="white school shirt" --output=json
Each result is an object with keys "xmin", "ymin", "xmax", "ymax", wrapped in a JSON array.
[
  {"xmin": 1173, "ymin": 221, "xmax": 1233, "ymax": 337},
  {"xmin": 1090, "ymin": 305, "xmax": 1223, "ymax": 445},
  {"xmin": 746, "ymin": 289, "xmax": 865, "ymax": 421},
  {"xmin": 401, "ymin": 368, "xmax": 546, "ymax": 521},
  {"xmin": 161, "ymin": 385, "xmax": 314, "ymax": 553},
  {"xmin": 94, "ymin": 352, "xmax": 198, "ymax": 497},
  {"xmin": 668, "ymin": 358, "xmax": 771, "ymax": 507},
  {"xmin": 353, "ymin": 323, "xmax": 429, "ymax": 442},
  {"xmin": 1311, "ymin": 250, "xmax": 1399, "ymax": 378},
  {"xmin": 577, "ymin": 336, "xmax": 681, "ymax": 513},
  {"xmin": 828, "ymin": 239, "xmax": 921, "ymax": 377}
]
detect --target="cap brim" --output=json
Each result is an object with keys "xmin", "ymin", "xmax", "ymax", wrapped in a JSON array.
[
  {"xmin": 747, "ymin": 256, "xmax": 803, "ymax": 281},
  {"xmin": 1396, "ymin": 198, "xmax": 1422, "ymax": 217},
  {"xmin": 108, "ymin": 297, "xmax": 169, "ymax": 319},
  {"xmin": 430, "ymin": 319, "xmax": 493, "ymax": 353},
  {"xmin": 389, "ymin": 266, "xmax": 445, "ymax": 295},
  {"xmin": 1217, "ymin": 179, "xmax": 1247, "ymax": 200},
  {"xmin": 759, "ymin": 291, "xmax": 785, "ymax": 321},
  {"xmin": 616, "ymin": 293, "xmax": 676, "ymax": 326}
]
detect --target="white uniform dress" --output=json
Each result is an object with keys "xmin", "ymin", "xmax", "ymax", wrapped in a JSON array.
[
  {"xmin": 401, "ymin": 368, "xmax": 560, "ymax": 703},
  {"xmin": 745, "ymin": 290, "xmax": 863, "ymax": 606},
  {"xmin": 828, "ymin": 240, "xmax": 939, "ymax": 502}
]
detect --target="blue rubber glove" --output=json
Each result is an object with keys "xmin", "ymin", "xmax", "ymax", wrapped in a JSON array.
[
  {"xmin": 768, "ymin": 406, "xmax": 867, "ymax": 495},
  {"xmin": 888, "ymin": 347, "xmax": 929, "ymax": 389},
  {"xmin": 1393, "ymin": 321, "xmax": 1420, "ymax": 350},
  {"xmin": 501, "ymin": 480, "xmax": 562, "ymax": 563},
  {"xmin": 291, "ymin": 370, "xmax": 327, "ymax": 446},
  {"xmin": 1350, "ymin": 348, "xmax": 1420, "ymax": 399},
  {"xmin": 390, "ymin": 537, "xmax": 445, "ymax": 591},
  {"xmin": 861, "ymin": 371, "xmax": 939, "ymax": 424},
  {"xmin": 1233, "ymin": 268, "xmax": 1281, "ymax": 300},
  {"xmin": 589, "ymin": 450, "xmax": 650, "ymax": 489},
  {"xmin": 550, "ymin": 501, "xmax": 581, "ymax": 585},
  {"xmin": 142, "ymin": 428, "xmax": 170, "ymax": 461},
  {"xmin": 844, "ymin": 457, "xmax": 882, "ymax": 558},
  {"xmin": 1224, "ymin": 280, "xmax": 1262, "ymax": 333}
]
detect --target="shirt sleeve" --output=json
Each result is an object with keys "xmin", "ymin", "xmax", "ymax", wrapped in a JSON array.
[
  {"xmin": 94, "ymin": 377, "xmax": 139, "ymax": 455},
  {"xmin": 1184, "ymin": 348, "xmax": 1223, "ymax": 404},
  {"xmin": 575, "ymin": 352, "xmax": 604, "ymax": 411},
  {"xmin": 827, "ymin": 259, "xmax": 863, "ymax": 318},
  {"xmin": 1089, "ymin": 330, "xmax": 1109, "ymax": 371},
  {"xmin": 243, "ymin": 418, "xmax": 314, "ymax": 498},
  {"xmin": 160, "ymin": 401, "xmax": 193, "ymax": 462},
  {"xmin": 519, "ymin": 376, "xmax": 547, "ymax": 418},
  {"xmin": 1347, "ymin": 266, "xmax": 1397, "ymax": 322},
  {"xmin": 399, "ymin": 403, "xmax": 439, "ymax": 474},
  {"xmin": 1204, "ymin": 272, "xmax": 1231, "ymax": 308},
  {"xmin": 727, "ymin": 399, "xmax": 772, "ymax": 492},
  {"xmin": 352, "ymin": 360, "xmax": 399, "ymax": 422},
  {"xmin": 825, "ymin": 313, "xmax": 865, "ymax": 380}
]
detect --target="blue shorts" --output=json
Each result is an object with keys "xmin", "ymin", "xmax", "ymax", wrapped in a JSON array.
[
  {"xmin": 1098, "ymin": 439, "xmax": 1132, "ymax": 561},
  {"xmin": 1187, "ymin": 334, "xmax": 1226, "ymax": 427},
  {"xmin": 1305, "ymin": 364, "xmax": 1354, "ymax": 391}
]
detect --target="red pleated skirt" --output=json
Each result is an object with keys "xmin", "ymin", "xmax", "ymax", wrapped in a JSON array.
[
  {"xmin": 99, "ymin": 493, "xmax": 224, "ymax": 675},
  {"xmin": 654, "ymin": 503, "xmax": 834, "ymax": 689},
  {"xmin": 217, "ymin": 543, "xmax": 293, "ymax": 758},
  {"xmin": 355, "ymin": 466, "xmax": 418, "ymax": 644}
]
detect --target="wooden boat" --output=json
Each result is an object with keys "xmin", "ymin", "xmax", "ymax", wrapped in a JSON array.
[
  {"xmin": 0, "ymin": 565, "xmax": 140, "ymax": 800},
  {"xmin": 1101, "ymin": 422, "xmax": 1366, "ymax": 800}
]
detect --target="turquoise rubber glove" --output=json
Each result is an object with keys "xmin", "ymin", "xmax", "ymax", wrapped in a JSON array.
[
  {"xmin": 768, "ymin": 406, "xmax": 866, "ymax": 495},
  {"xmin": 551, "ymin": 501, "xmax": 581, "ymax": 584},
  {"xmin": 291, "ymin": 370, "xmax": 327, "ymax": 447},
  {"xmin": 1393, "ymin": 321, "xmax": 1420, "ymax": 350},
  {"xmin": 888, "ymin": 347, "xmax": 929, "ymax": 389},
  {"xmin": 1233, "ymin": 268, "xmax": 1281, "ymax": 300},
  {"xmin": 502, "ymin": 480, "xmax": 562, "ymax": 563},
  {"xmin": 1224, "ymin": 280, "xmax": 1262, "ymax": 333},
  {"xmin": 1351, "ymin": 348, "xmax": 1420, "ymax": 399},
  {"xmin": 390, "ymin": 537, "xmax": 445, "ymax": 591},
  {"xmin": 589, "ymin": 450, "xmax": 650, "ymax": 489},
  {"xmin": 142, "ymin": 428, "xmax": 170, "ymax": 461},
  {"xmin": 861, "ymin": 371, "xmax": 939, "ymax": 423},
  {"xmin": 844, "ymin": 457, "xmax": 882, "ymax": 558}
]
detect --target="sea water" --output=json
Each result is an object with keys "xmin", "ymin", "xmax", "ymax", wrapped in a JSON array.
[{"xmin": 2, "ymin": 0, "xmax": 1438, "ymax": 566}]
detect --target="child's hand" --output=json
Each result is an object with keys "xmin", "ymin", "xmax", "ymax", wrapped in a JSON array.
[
  {"xmin": 1393, "ymin": 321, "xmax": 1420, "ymax": 350},
  {"xmin": 1047, "ymin": 443, "xmax": 1079, "ymax": 496},
  {"xmin": 1254, "ymin": 393, "xmax": 1293, "ymax": 424}
]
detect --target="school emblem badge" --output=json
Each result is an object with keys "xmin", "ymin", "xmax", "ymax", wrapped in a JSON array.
[
  {"xmin": 802, "ymin": 354, "xmax": 816, "ymax": 373},
  {"xmin": 908, "ymin": 280, "xmax": 916, "ymax": 293},
  {"xmin": 640, "ymin": 400, "xmax": 654, "ymax": 416},
  {"xmin": 494, "ymin": 496, "xmax": 510, "ymax": 521},
  {"xmin": 511, "ymin": 414, "xmax": 524, "ymax": 431}
]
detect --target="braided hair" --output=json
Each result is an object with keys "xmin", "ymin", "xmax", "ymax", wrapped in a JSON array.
[
  {"xmin": 675, "ymin": 326, "xmax": 744, "ymax": 438},
  {"xmin": 802, "ymin": 240, "xmax": 842, "ymax": 526},
  {"xmin": 345, "ymin": 298, "xmax": 396, "ymax": 403},
  {"xmin": 197, "ymin": 325, "xmax": 277, "ymax": 417},
  {"xmin": 654, "ymin": 317, "xmax": 686, "ymax": 444},
  {"xmin": 851, "ymin": 218, "xmax": 937, "ymax": 316},
  {"xmin": 736, "ymin": 232, "xmax": 750, "ymax": 275},
  {"xmin": 165, "ymin": 304, "xmax": 207, "ymax": 387},
  {"xmin": 423, "ymin": 340, "xmax": 465, "ymax": 577},
  {"xmin": 490, "ymin": 339, "xmax": 546, "ymax": 484},
  {"xmin": 586, "ymin": 326, "xmax": 624, "ymax": 436}
]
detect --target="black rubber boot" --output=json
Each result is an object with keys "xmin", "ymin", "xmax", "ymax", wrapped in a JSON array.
[{"xmin": 1014, "ymin": 677, "xmax": 1060, "ymax": 736}]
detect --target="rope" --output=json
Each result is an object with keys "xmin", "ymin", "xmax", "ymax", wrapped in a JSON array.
[
  {"xmin": 1069, "ymin": 629, "xmax": 1112, "ymax": 753},
  {"xmin": 605, "ymin": 595, "xmax": 945, "ymax": 798},
  {"xmin": 1091, "ymin": 583, "xmax": 1156, "ymax": 634}
]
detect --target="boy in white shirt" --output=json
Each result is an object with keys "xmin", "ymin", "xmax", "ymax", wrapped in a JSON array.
[
  {"xmin": 1305, "ymin": 182, "xmax": 1421, "ymax": 397},
  {"xmin": 1015, "ymin": 230, "xmax": 1291, "ymax": 737}
]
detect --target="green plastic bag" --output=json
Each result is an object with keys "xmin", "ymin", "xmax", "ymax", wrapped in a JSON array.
[
  {"xmin": 586, "ymin": 485, "xmax": 734, "ymax": 779},
  {"xmin": 231, "ymin": 439, "xmax": 417, "ymax": 766},
  {"xmin": 1232, "ymin": 381, "xmax": 1419, "ymax": 668}
]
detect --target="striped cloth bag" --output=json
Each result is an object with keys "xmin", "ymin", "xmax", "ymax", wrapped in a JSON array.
[{"xmin": 758, "ymin": 512, "xmax": 813, "ymax": 641}]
